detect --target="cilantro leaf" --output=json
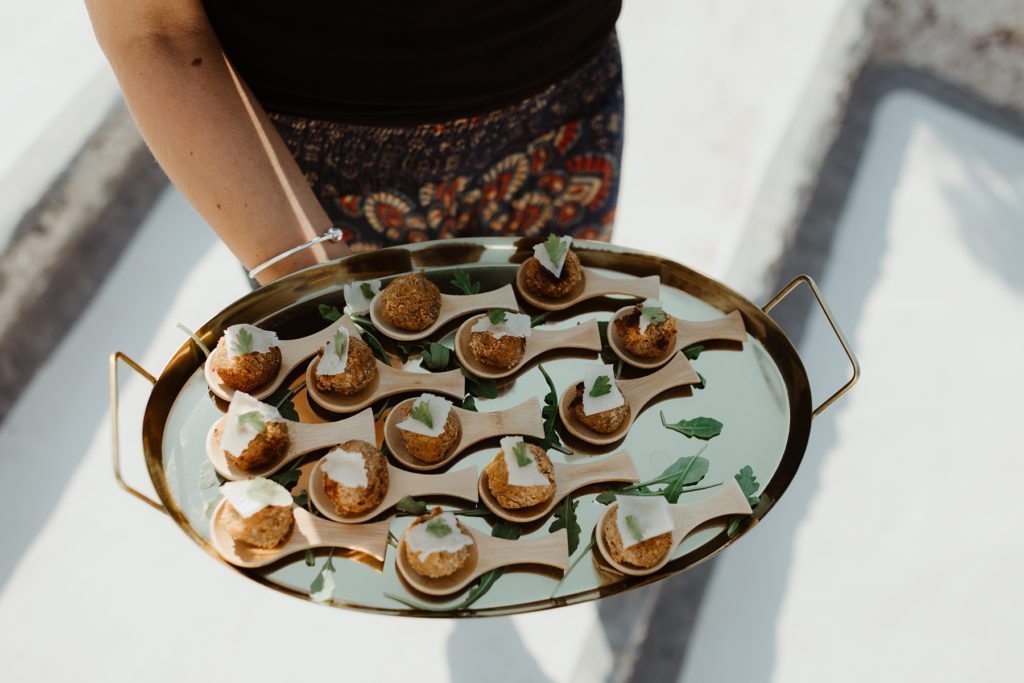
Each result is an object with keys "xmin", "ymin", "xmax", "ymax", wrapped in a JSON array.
[
  {"xmin": 549, "ymin": 498, "xmax": 581, "ymax": 554},
  {"xmin": 683, "ymin": 344, "xmax": 704, "ymax": 361},
  {"xmin": 318, "ymin": 304, "xmax": 342, "ymax": 322},
  {"xmin": 360, "ymin": 282, "xmax": 374, "ymax": 300},
  {"xmin": 659, "ymin": 411, "xmax": 723, "ymax": 440},
  {"xmin": 230, "ymin": 327, "xmax": 254, "ymax": 355},
  {"xmin": 512, "ymin": 441, "xmax": 531, "ymax": 467},
  {"xmin": 589, "ymin": 375, "xmax": 612, "ymax": 397},
  {"xmin": 425, "ymin": 517, "xmax": 452, "ymax": 537},
  {"xmin": 625, "ymin": 515, "xmax": 645, "ymax": 543},
  {"xmin": 410, "ymin": 401, "xmax": 434, "ymax": 429},
  {"xmin": 639, "ymin": 306, "xmax": 667, "ymax": 326},
  {"xmin": 333, "ymin": 330, "xmax": 347, "ymax": 358},
  {"xmin": 451, "ymin": 268, "xmax": 480, "ymax": 295},
  {"xmin": 487, "ymin": 308, "xmax": 507, "ymax": 325},
  {"xmin": 543, "ymin": 234, "xmax": 568, "ymax": 265},
  {"xmin": 237, "ymin": 410, "xmax": 266, "ymax": 433}
]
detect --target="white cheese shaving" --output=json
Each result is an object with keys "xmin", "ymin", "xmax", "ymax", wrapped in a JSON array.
[
  {"xmin": 224, "ymin": 324, "xmax": 279, "ymax": 359},
  {"xmin": 316, "ymin": 327, "xmax": 351, "ymax": 376},
  {"xmin": 533, "ymin": 235, "xmax": 573, "ymax": 278},
  {"xmin": 615, "ymin": 495, "xmax": 674, "ymax": 549},
  {"xmin": 221, "ymin": 391, "xmax": 284, "ymax": 457},
  {"xmin": 220, "ymin": 477, "xmax": 292, "ymax": 518},
  {"xmin": 397, "ymin": 394, "xmax": 453, "ymax": 437},
  {"xmin": 581, "ymin": 363, "xmax": 625, "ymax": 416},
  {"xmin": 321, "ymin": 446, "xmax": 369, "ymax": 488},
  {"xmin": 499, "ymin": 436, "xmax": 550, "ymax": 488},
  {"xmin": 343, "ymin": 279, "xmax": 381, "ymax": 315},
  {"xmin": 470, "ymin": 311, "xmax": 532, "ymax": 339},
  {"xmin": 638, "ymin": 298, "xmax": 664, "ymax": 334},
  {"xmin": 404, "ymin": 512, "xmax": 473, "ymax": 559}
]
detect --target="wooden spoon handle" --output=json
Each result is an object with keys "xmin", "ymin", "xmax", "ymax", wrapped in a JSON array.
[
  {"xmin": 675, "ymin": 311, "xmax": 746, "ymax": 350},
  {"xmin": 445, "ymin": 284, "xmax": 518, "ymax": 313},
  {"xmin": 476, "ymin": 529, "xmax": 569, "ymax": 574},
  {"xmin": 619, "ymin": 353, "xmax": 701, "ymax": 411},
  {"xmin": 301, "ymin": 509, "xmax": 390, "ymax": 561},
  {"xmin": 391, "ymin": 466, "xmax": 479, "ymax": 502},
  {"xmin": 378, "ymin": 363, "xmax": 466, "ymax": 398},
  {"xmin": 554, "ymin": 450, "xmax": 640, "ymax": 493},
  {"xmin": 670, "ymin": 479, "xmax": 752, "ymax": 541},
  {"xmin": 289, "ymin": 409, "xmax": 376, "ymax": 456},
  {"xmin": 587, "ymin": 271, "xmax": 660, "ymax": 300},
  {"xmin": 533, "ymin": 319, "xmax": 603, "ymax": 355},
  {"xmin": 456, "ymin": 397, "xmax": 544, "ymax": 445}
]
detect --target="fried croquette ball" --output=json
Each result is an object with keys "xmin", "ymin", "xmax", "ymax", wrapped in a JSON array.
[
  {"xmin": 222, "ymin": 502, "xmax": 294, "ymax": 549},
  {"xmin": 402, "ymin": 508, "xmax": 473, "ymax": 578},
  {"xmin": 484, "ymin": 444, "xmax": 556, "ymax": 509},
  {"xmin": 314, "ymin": 336, "xmax": 378, "ymax": 395},
  {"xmin": 521, "ymin": 249, "xmax": 583, "ymax": 299},
  {"xmin": 613, "ymin": 307, "xmax": 679, "ymax": 358},
  {"xmin": 323, "ymin": 440, "xmax": 389, "ymax": 515},
  {"xmin": 378, "ymin": 274, "xmax": 442, "ymax": 331},
  {"xmin": 469, "ymin": 330, "xmax": 526, "ymax": 369},
  {"xmin": 218, "ymin": 420, "xmax": 290, "ymax": 471},
  {"xmin": 568, "ymin": 382, "xmax": 630, "ymax": 434},
  {"xmin": 602, "ymin": 507, "xmax": 672, "ymax": 569},
  {"xmin": 395, "ymin": 402, "xmax": 461, "ymax": 463},
  {"xmin": 211, "ymin": 337, "xmax": 282, "ymax": 392}
]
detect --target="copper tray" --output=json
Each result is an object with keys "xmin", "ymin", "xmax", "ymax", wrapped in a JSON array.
[{"xmin": 109, "ymin": 238, "xmax": 858, "ymax": 617}]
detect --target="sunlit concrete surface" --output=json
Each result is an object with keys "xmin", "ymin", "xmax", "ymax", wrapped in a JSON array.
[
  {"xmin": 679, "ymin": 91, "xmax": 1024, "ymax": 682},
  {"xmin": 0, "ymin": 1, "xmax": 118, "ymax": 248}
]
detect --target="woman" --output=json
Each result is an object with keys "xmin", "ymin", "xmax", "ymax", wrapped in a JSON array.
[{"xmin": 86, "ymin": 1, "xmax": 623, "ymax": 283}]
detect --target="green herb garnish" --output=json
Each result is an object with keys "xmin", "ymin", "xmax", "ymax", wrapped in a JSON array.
[
  {"xmin": 659, "ymin": 411, "xmax": 723, "ymax": 440},
  {"xmin": 695, "ymin": 372, "xmax": 707, "ymax": 390},
  {"xmin": 511, "ymin": 441, "xmax": 531, "ymax": 467},
  {"xmin": 237, "ymin": 410, "xmax": 266, "ymax": 433},
  {"xmin": 268, "ymin": 468, "xmax": 301, "ymax": 488},
  {"xmin": 176, "ymin": 322, "xmax": 211, "ymax": 358},
  {"xmin": 360, "ymin": 282, "xmax": 375, "ymax": 300},
  {"xmin": 451, "ymin": 268, "xmax": 480, "ymax": 295},
  {"xmin": 538, "ymin": 364, "xmax": 571, "ymax": 455},
  {"xmin": 267, "ymin": 384, "xmax": 301, "ymax": 421},
  {"xmin": 425, "ymin": 517, "xmax": 453, "ymax": 537},
  {"xmin": 410, "ymin": 401, "xmax": 434, "ymax": 429},
  {"xmin": 549, "ymin": 498, "xmax": 581, "ymax": 555},
  {"xmin": 350, "ymin": 317, "xmax": 392, "ymax": 366},
  {"xmin": 727, "ymin": 465, "xmax": 762, "ymax": 537},
  {"xmin": 333, "ymin": 330, "xmax": 348, "ymax": 359},
  {"xmin": 683, "ymin": 344, "xmax": 704, "ymax": 360},
  {"xmin": 530, "ymin": 312, "xmax": 551, "ymax": 327},
  {"xmin": 589, "ymin": 375, "xmax": 612, "ymax": 397},
  {"xmin": 230, "ymin": 327, "xmax": 254, "ymax": 355},
  {"xmin": 309, "ymin": 554, "xmax": 335, "ymax": 602},
  {"xmin": 396, "ymin": 496, "xmax": 429, "ymax": 516},
  {"xmin": 461, "ymin": 395, "xmax": 478, "ymax": 412},
  {"xmin": 624, "ymin": 515, "xmax": 645, "ymax": 543},
  {"xmin": 318, "ymin": 304, "xmax": 342, "ymax": 322},
  {"xmin": 543, "ymin": 233, "xmax": 568, "ymax": 265},
  {"xmin": 487, "ymin": 308, "xmax": 507, "ymax": 325},
  {"xmin": 639, "ymin": 306, "xmax": 667, "ymax": 325},
  {"xmin": 597, "ymin": 447, "xmax": 718, "ymax": 505}
]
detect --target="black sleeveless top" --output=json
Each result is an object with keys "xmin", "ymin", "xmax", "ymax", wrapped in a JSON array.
[{"xmin": 202, "ymin": 0, "xmax": 621, "ymax": 126}]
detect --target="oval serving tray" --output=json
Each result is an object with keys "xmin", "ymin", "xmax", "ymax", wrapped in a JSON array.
[{"xmin": 109, "ymin": 238, "xmax": 858, "ymax": 617}]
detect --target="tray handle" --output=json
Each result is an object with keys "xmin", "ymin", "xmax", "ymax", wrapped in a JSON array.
[
  {"xmin": 109, "ymin": 352, "xmax": 166, "ymax": 514},
  {"xmin": 763, "ymin": 275, "xmax": 860, "ymax": 418}
]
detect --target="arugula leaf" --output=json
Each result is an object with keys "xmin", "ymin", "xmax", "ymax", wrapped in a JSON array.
[
  {"xmin": 589, "ymin": 375, "xmax": 612, "ymax": 397},
  {"xmin": 659, "ymin": 411, "xmax": 723, "ymax": 440},
  {"xmin": 461, "ymin": 395, "xmax": 478, "ymax": 412},
  {"xmin": 230, "ymin": 327, "xmax": 254, "ymax": 355},
  {"xmin": 538, "ymin": 364, "xmax": 571, "ymax": 455},
  {"xmin": 269, "ymin": 468, "xmax": 301, "ymax": 489},
  {"xmin": 512, "ymin": 441, "xmax": 531, "ymax": 467},
  {"xmin": 318, "ymin": 304, "xmax": 342, "ymax": 322},
  {"xmin": 598, "ymin": 450, "xmax": 713, "ymax": 504},
  {"xmin": 237, "ymin": 410, "xmax": 266, "ymax": 433},
  {"xmin": 410, "ymin": 401, "xmax": 434, "ymax": 429},
  {"xmin": 490, "ymin": 520, "xmax": 522, "ymax": 541},
  {"xmin": 596, "ymin": 321, "xmax": 623, "ymax": 377},
  {"xmin": 639, "ymin": 306, "xmax": 667, "ymax": 326},
  {"xmin": 549, "ymin": 498, "xmax": 581, "ymax": 554},
  {"xmin": 550, "ymin": 537, "xmax": 595, "ymax": 597},
  {"xmin": 176, "ymin": 322, "xmax": 211, "ymax": 358},
  {"xmin": 304, "ymin": 549, "xmax": 316, "ymax": 567},
  {"xmin": 735, "ymin": 465, "xmax": 760, "ymax": 505},
  {"xmin": 595, "ymin": 490, "xmax": 618, "ymax": 505},
  {"xmin": 543, "ymin": 234, "xmax": 568, "ymax": 265},
  {"xmin": 352, "ymin": 319, "xmax": 392, "ymax": 367},
  {"xmin": 530, "ymin": 312, "xmax": 551, "ymax": 327},
  {"xmin": 661, "ymin": 453, "xmax": 708, "ymax": 503},
  {"xmin": 683, "ymin": 344, "xmax": 704, "ymax": 361},
  {"xmin": 425, "ymin": 517, "xmax": 452, "ymax": 537},
  {"xmin": 309, "ymin": 554, "xmax": 336, "ymax": 602},
  {"xmin": 465, "ymin": 371, "xmax": 498, "ymax": 399},
  {"xmin": 395, "ymin": 495, "xmax": 429, "ymax": 516},
  {"xmin": 451, "ymin": 268, "xmax": 480, "ymax": 295},
  {"xmin": 487, "ymin": 308, "xmax": 507, "ymax": 325},
  {"xmin": 360, "ymin": 282, "xmax": 374, "ymax": 300},
  {"xmin": 292, "ymin": 491, "xmax": 308, "ymax": 508},
  {"xmin": 267, "ymin": 385, "xmax": 300, "ymax": 421},
  {"xmin": 625, "ymin": 515, "xmax": 645, "ymax": 543},
  {"xmin": 419, "ymin": 342, "xmax": 451, "ymax": 371},
  {"xmin": 694, "ymin": 372, "xmax": 707, "ymax": 390}
]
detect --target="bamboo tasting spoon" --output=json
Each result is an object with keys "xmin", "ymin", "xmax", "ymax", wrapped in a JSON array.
[
  {"xmin": 608, "ymin": 308, "xmax": 747, "ymax": 370},
  {"xmin": 454, "ymin": 317, "xmax": 602, "ymax": 380},
  {"xmin": 305, "ymin": 356, "xmax": 465, "ymax": 414},
  {"xmin": 210, "ymin": 500, "xmax": 389, "ymax": 568},
  {"xmin": 309, "ymin": 460, "xmax": 480, "ymax": 524},
  {"xmin": 396, "ymin": 527, "xmax": 569, "ymax": 597},
  {"xmin": 369, "ymin": 283, "xmax": 519, "ymax": 342},
  {"xmin": 514, "ymin": 265, "xmax": 660, "ymax": 312},
  {"xmin": 557, "ymin": 354, "xmax": 702, "ymax": 446},
  {"xmin": 594, "ymin": 478, "xmax": 752, "ymax": 577},
  {"xmin": 478, "ymin": 450, "xmax": 640, "ymax": 524},
  {"xmin": 204, "ymin": 316, "xmax": 353, "ymax": 403},
  {"xmin": 205, "ymin": 408, "xmax": 376, "ymax": 481},
  {"xmin": 384, "ymin": 397, "xmax": 546, "ymax": 472}
]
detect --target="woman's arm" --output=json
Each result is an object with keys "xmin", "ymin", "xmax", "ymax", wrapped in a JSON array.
[{"xmin": 85, "ymin": 0, "xmax": 349, "ymax": 284}]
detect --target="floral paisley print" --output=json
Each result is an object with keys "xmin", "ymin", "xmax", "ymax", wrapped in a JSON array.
[{"xmin": 269, "ymin": 34, "xmax": 624, "ymax": 252}]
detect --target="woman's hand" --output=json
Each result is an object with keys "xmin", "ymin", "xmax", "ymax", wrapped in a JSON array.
[{"xmin": 86, "ymin": 0, "xmax": 350, "ymax": 284}]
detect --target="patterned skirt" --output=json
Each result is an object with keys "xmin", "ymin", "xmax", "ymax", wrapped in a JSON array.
[{"xmin": 269, "ymin": 34, "xmax": 624, "ymax": 252}]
